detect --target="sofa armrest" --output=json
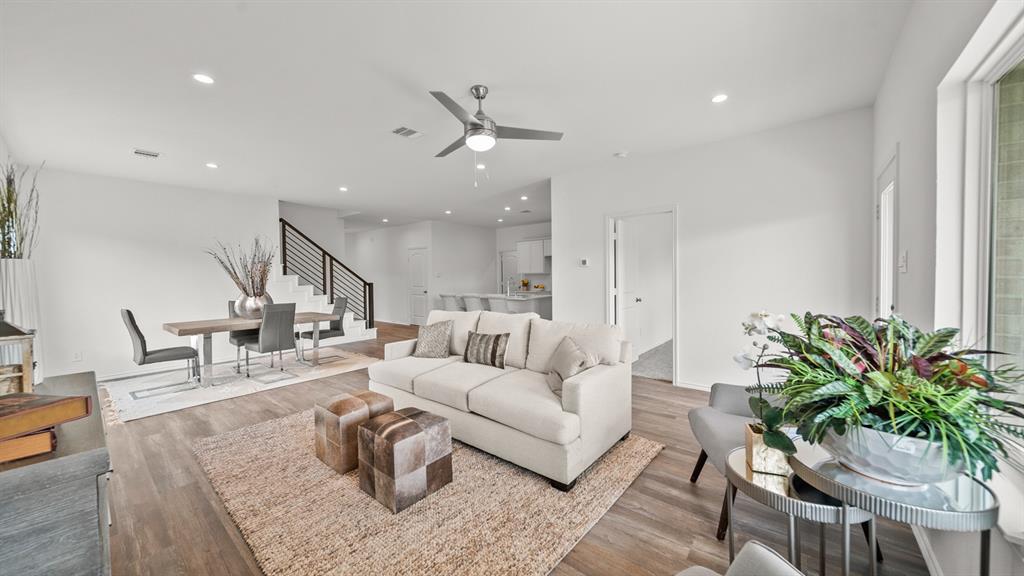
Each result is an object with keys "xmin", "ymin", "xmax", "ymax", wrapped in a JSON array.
[
  {"xmin": 562, "ymin": 362, "xmax": 632, "ymax": 439},
  {"xmin": 709, "ymin": 382, "xmax": 754, "ymax": 417},
  {"xmin": 384, "ymin": 339, "xmax": 418, "ymax": 361},
  {"xmin": 619, "ymin": 340, "xmax": 633, "ymax": 365}
]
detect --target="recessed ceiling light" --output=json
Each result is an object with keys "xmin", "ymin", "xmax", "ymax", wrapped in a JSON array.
[
  {"xmin": 497, "ymin": 218, "xmax": 504, "ymax": 223},
  {"xmin": 382, "ymin": 218, "xmax": 389, "ymax": 223},
  {"xmin": 504, "ymin": 206, "xmax": 511, "ymax": 211},
  {"xmin": 476, "ymin": 163, "xmax": 486, "ymax": 170},
  {"xmin": 712, "ymin": 93, "xmax": 729, "ymax": 104},
  {"xmin": 193, "ymin": 73, "xmax": 215, "ymax": 85},
  {"xmin": 613, "ymin": 151, "xmax": 629, "ymax": 159},
  {"xmin": 444, "ymin": 210, "xmax": 452, "ymax": 215},
  {"xmin": 520, "ymin": 195, "xmax": 528, "ymax": 201},
  {"xmin": 205, "ymin": 162, "xmax": 218, "ymax": 169},
  {"xmin": 338, "ymin": 186, "xmax": 348, "ymax": 192}
]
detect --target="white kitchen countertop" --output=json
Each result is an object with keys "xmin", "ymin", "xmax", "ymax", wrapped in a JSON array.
[{"xmin": 469, "ymin": 293, "xmax": 552, "ymax": 301}]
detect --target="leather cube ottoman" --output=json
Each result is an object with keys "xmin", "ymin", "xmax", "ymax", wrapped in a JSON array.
[
  {"xmin": 314, "ymin": 390, "xmax": 394, "ymax": 474},
  {"xmin": 357, "ymin": 407, "xmax": 453, "ymax": 513}
]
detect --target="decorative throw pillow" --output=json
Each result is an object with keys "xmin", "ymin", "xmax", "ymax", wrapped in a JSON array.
[
  {"xmin": 546, "ymin": 336, "xmax": 598, "ymax": 397},
  {"xmin": 413, "ymin": 320, "xmax": 454, "ymax": 358},
  {"xmin": 464, "ymin": 331, "xmax": 511, "ymax": 369}
]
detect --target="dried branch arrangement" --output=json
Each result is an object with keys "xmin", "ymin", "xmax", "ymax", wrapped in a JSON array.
[
  {"xmin": 206, "ymin": 237, "xmax": 275, "ymax": 297},
  {"xmin": 0, "ymin": 163, "xmax": 41, "ymax": 259}
]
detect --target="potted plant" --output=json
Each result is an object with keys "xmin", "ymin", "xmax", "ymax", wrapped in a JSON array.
[
  {"xmin": 735, "ymin": 312, "xmax": 796, "ymax": 475},
  {"xmin": 0, "ymin": 162, "xmax": 43, "ymax": 386},
  {"xmin": 750, "ymin": 312, "xmax": 1024, "ymax": 484},
  {"xmin": 207, "ymin": 238, "xmax": 275, "ymax": 319}
]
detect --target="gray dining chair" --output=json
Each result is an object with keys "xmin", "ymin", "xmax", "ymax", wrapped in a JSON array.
[
  {"xmin": 675, "ymin": 541, "xmax": 802, "ymax": 576},
  {"xmin": 296, "ymin": 297, "xmax": 347, "ymax": 361},
  {"xmin": 121, "ymin": 309, "xmax": 200, "ymax": 382},
  {"xmin": 228, "ymin": 300, "xmax": 260, "ymax": 374},
  {"xmin": 243, "ymin": 303, "xmax": 297, "ymax": 377}
]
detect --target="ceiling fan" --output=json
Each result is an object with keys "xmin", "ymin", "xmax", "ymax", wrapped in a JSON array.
[{"xmin": 430, "ymin": 85, "xmax": 564, "ymax": 157}]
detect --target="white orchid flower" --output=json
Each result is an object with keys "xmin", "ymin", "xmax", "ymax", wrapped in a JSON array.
[
  {"xmin": 733, "ymin": 346, "xmax": 758, "ymax": 370},
  {"xmin": 744, "ymin": 311, "xmax": 784, "ymax": 335}
]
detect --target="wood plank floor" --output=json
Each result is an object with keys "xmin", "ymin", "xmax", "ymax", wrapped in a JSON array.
[{"xmin": 105, "ymin": 322, "xmax": 928, "ymax": 576}]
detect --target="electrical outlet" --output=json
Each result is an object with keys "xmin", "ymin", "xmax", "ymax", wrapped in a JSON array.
[
  {"xmin": 898, "ymin": 250, "xmax": 909, "ymax": 273},
  {"xmin": 72, "ymin": 351, "xmax": 84, "ymax": 362}
]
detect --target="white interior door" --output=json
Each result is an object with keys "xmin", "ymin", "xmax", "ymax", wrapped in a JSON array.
[
  {"xmin": 408, "ymin": 247, "xmax": 429, "ymax": 325},
  {"xmin": 500, "ymin": 251, "xmax": 519, "ymax": 291},
  {"xmin": 876, "ymin": 156, "xmax": 898, "ymax": 317},
  {"xmin": 619, "ymin": 220, "xmax": 644, "ymax": 359}
]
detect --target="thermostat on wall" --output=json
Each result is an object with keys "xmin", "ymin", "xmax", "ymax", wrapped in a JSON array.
[{"xmin": 579, "ymin": 257, "xmax": 590, "ymax": 267}]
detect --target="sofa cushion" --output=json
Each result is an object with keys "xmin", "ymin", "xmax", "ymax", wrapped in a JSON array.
[
  {"xmin": 414, "ymin": 361, "xmax": 518, "ymax": 411},
  {"xmin": 412, "ymin": 320, "xmax": 453, "ymax": 358},
  {"xmin": 368, "ymin": 355, "xmax": 461, "ymax": 393},
  {"xmin": 546, "ymin": 336, "xmax": 598, "ymax": 397},
  {"xmin": 476, "ymin": 311, "xmax": 538, "ymax": 369},
  {"xmin": 426, "ymin": 310, "xmax": 482, "ymax": 355},
  {"xmin": 468, "ymin": 370, "xmax": 581, "ymax": 445},
  {"xmin": 464, "ymin": 331, "xmax": 510, "ymax": 368},
  {"xmin": 527, "ymin": 318, "xmax": 624, "ymax": 372}
]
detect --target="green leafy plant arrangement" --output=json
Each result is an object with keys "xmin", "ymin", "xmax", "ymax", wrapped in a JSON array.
[
  {"xmin": 749, "ymin": 312, "xmax": 1024, "ymax": 480},
  {"xmin": 0, "ymin": 163, "xmax": 41, "ymax": 259}
]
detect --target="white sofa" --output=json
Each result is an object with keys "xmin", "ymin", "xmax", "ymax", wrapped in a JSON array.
[{"xmin": 368, "ymin": 309, "xmax": 633, "ymax": 490}]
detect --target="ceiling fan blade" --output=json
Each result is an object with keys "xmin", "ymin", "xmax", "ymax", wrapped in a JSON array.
[
  {"xmin": 435, "ymin": 136, "xmax": 466, "ymax": 157},
  {"xmin": 496, "ymin": 125, "xmax": 563, "ymax": 141},
  {"xmin": 430, "ymin": 91, "xmax": 482, "ymax": 126}
]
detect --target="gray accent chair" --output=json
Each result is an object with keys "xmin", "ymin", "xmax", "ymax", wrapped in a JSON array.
[
  {"xmin": 121, "ymin": 309, "xmax": 199, "ymax": 381},
  {"xmin": 296, "ymin": 297, "xmax": 348, "ymax": 361},
  {"xmin": 676, "ymin": 541, "xmax": 802, "ymax": 576},
  {"xmin": 243, "ymin": 303, "xmax": 296, "ymax": 377},
  {"xmin": 227, "ymin": 300, "xmax": 260, "ymax": 373},
  {"xmin": 688, "ymin": 382, "xmax": 756, "ymax": 540}
]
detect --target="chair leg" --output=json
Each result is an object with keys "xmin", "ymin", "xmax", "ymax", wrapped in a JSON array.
[
  {"xmin": 297, "ymin": 338, "xmax": 304, "ymax": 361},
  {"xmin": 716, "ymin": 483, "xmax": 738, "ymax": 540},
  {"xmin": 270, "ymin": 352, "xmax": 274, "ymax": 368},
  {"xmin": 860, "ymin": 520, "xmax": 884, "ymax": 563},
  {"xmin": 235, "ymin": 347, "xmax": 241, "ymax": 374},
  {"xmin": 245, "ymin": 350, "xmax": 250, "ymax": 378},
  {"xmin": 691, "ymin": 449, "xmax": 708, "ymax": 483},
  {"xmin": 279, "ymin": 349, "xmax": 284, "ymax": 371}
]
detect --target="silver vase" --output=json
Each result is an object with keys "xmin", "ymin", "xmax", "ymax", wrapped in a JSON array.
[
  {"xmin": 234, "ymin": 293, "xmax": 273, "ymax": 319},
  {"xmin": 820, "ymin": 427, "xmax": 965, "ymax": 486}
]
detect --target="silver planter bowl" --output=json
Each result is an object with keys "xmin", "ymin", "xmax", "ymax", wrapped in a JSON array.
[
  {"xmin": 234, "ymin": 293, "xmax": 273, "ymax": 319},
  {"xmin": 820, "ymin": 427, "xmax": 965, "ymax": 486}
]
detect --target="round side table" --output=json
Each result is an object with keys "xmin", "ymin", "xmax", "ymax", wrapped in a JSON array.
[
  {"xmin": 789, "ymin": 440, "xmax": 1000, "ymax": 576},
  {"xmin": 723, "ymin": 447, "xmax": 877, "ymax": 575}
]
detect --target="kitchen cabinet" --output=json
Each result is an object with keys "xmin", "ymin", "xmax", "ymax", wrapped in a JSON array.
[{"xmin": 517, "ymin": 240, "xmax": 547, "ymax": 273}]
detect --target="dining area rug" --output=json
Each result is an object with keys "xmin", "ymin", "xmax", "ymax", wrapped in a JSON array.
[
  {"xmin": 194, "ymin": 410, "xmax": 663, "ymax": 576},
  {"xmin": 100, "ymin": 348, "xmax": 378, "ymax": 423}
]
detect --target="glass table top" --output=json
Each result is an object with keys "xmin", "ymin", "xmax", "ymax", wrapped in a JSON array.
[{"xmin": 789, "ymin": 439, "xmax": 999, "ymax": 531}]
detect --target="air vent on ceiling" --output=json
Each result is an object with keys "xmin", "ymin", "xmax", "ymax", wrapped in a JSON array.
[
  {"xmin": 520, "ymin": 209, "xmax": 532, "ymax": 214},
  {"xmin": 391, "ymin": 126, "xmax": 423, "ymax": 139},
  {"xmin": 133, "ymin": 148, "xmax": 160, "ymax": 158}
]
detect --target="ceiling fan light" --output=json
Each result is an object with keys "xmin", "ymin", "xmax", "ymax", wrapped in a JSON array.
[{"xmin": 465, "ymin": 129, "xmax": 496, "ymax": 152}]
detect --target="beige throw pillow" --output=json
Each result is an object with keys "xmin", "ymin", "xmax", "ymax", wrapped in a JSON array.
[
  {"xmin": 546, "ymin": 336, "xmax": 598, "ymax": 397},
  {"xmin": 413, "ymin": 320, "xmax": 454, "ymax": 358}
]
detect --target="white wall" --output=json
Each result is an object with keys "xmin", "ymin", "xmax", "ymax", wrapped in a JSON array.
[
  {"xmin": 345, "ymin": 221, "xmax": 431, "ymax": 324},
  {"xmin": 278, "ymin": 200, "xmax": 346, "ymax": 260},
  {"xmin": 34, "ymin": 168, "xmax": 279, "ymax": 379},
  {"xmin": 496, "ymin": 221, "xmax": 552, "ymax": 290},
  {"xmin": 873, "ymin": 0, "xmax": 995, "ymax": 330},
  {"xmin": 551, "ymin": 107, "xmax": 874, "ymax": 389},
  {"xmin": 431, "ymin": 221, "xmax": 497, "ymax": 307},
  {"xmin": 345, "ymin": 220, "xmax": 496, "ymax": 324}
]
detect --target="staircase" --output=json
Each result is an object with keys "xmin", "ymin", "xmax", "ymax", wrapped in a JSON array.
[{"xmin": 265, "ymin": 218, "xmax": 377, "ymax": 345}]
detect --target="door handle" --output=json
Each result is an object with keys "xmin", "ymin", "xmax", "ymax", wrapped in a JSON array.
[
  {"xmin": 423, "ymin": 290, "xmax": 428, "ymax": 294},
  {"xmin": 635, "ymin": 297, "xmax": 642, "ymax": 303}
]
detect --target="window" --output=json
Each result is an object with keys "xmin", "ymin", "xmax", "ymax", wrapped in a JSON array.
[{"xmin": 989, "ymin": 58, "xmax": 1024, "ymax": 370}]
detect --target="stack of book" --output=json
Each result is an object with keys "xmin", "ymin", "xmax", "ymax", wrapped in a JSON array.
[{"xmin": 0, "ymin": 393, "xmax": 92, "ymax": 463}]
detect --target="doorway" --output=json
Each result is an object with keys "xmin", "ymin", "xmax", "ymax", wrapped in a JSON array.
[
  {"xmin": 876, "ymin": 153, "xmax": 898, "ymax": 317},
  {"xmin": 607, "ymin": 209, "xmax": 677, "ymax": 384},
  {"xmin": 408, "ymin": 247, "xmax": 429, "ymax": 325},
  {"xmin": 499, "ymin": 250, "xmax": 519, "ymax": 293}
]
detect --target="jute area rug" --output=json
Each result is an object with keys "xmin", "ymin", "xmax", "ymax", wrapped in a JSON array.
[{"xmin": 194, "ymin": 410, "xmax": 663, "ymax": 576}]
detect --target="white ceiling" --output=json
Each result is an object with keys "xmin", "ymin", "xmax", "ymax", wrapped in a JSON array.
[{"xmin": 0, "ymin": 1, "xmax": 910, "ymax": 230}]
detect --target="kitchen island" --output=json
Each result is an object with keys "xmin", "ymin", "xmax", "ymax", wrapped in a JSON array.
[{"xmin": 464, "ymin": 293, "xmax": 552, "ymax": 319}]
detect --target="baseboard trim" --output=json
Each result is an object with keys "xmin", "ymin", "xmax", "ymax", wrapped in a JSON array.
[
  {"xmin": 673, "ymin": 380, "xmax": 712, "ymax": 391},
  {"xmin": 912, "ymin": 525, "xmax": 943, "ymax": 576}
]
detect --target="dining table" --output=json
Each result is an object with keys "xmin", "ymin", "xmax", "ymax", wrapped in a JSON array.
[{"xmin": 163, "ymin": 311, "xmax": 340, "ymax": 380}]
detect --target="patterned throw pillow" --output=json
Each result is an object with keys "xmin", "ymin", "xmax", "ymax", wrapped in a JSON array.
[
  {"xmin": 464, "ymin": 331, "xmax": 511, "ymax": 369},
  {"xmin": 546, "ymin": 336, "xmax": 598, "ymax": 397},
  {"xmin": 413, "ymin": 320, "xmax": 454, "ymax": 358}
]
